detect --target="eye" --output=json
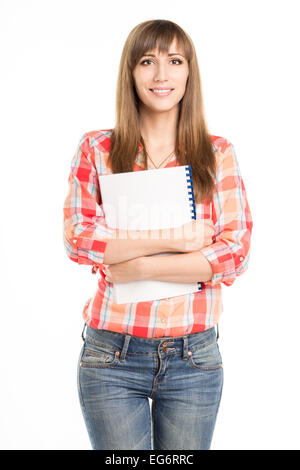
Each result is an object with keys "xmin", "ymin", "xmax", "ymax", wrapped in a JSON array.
[
  {"xmin": 140, "ymin": 59, "xmax": 153, "ymax": 65},
  {"xmin": 140, "ymin": 58, "xmax": 183, "ymax": 66},
  {"xmin": 170, "ymin": 58, "xmax": 183, "ymax": 65}
]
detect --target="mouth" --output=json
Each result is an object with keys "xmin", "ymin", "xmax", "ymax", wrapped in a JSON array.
[{"xmin": 149, "ymin": 88, "xmax": 174, "ymax": 97}]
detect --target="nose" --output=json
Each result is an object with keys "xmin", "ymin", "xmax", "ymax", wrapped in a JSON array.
[{"xmin": 154, "ymin": 62, "xmax": 169, "ymax": 82}]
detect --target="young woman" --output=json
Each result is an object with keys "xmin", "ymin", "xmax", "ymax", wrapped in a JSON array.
[{"xmin": 63, "ymin": 19, "xmax": 253, "ymax": 450}]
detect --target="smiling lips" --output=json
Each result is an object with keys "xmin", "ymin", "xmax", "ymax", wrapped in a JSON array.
[{"xmin": 149, "ymin": 88, "xmax": 174, "ymax": 97}]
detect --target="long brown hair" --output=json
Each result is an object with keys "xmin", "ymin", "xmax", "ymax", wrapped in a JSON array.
[{"xmin": 107, "ymin": 19, "xmax": 217, "ymax": 204}]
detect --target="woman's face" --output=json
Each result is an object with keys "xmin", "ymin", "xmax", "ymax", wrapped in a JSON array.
[{"xmin": 132, "ymin": 38, "xmax": 189, "ymax": 113}]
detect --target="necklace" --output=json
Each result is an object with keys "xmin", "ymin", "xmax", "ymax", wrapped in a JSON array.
[{"xmin": 146, "ymin": 149, "xmax": 175, "ymax": 169}]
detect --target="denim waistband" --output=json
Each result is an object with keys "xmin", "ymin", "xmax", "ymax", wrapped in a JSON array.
[{"xmin": 83, "ymin": 324, "xmax": 218, "ymax": 361}]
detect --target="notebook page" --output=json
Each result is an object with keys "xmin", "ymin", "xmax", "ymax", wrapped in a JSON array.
[
  {"xmin": 99, "ymin": 166, "xmax": 192, "ymax": 230},
  {"xmin": 99, "ymin": 165, "xmax": 201, "ymax": 303}
]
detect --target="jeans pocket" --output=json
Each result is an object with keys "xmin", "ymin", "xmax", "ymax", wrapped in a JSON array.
[
  {"xmin": 188, "ymin": 339, "xmax": 223, "ymax": 371},
  {"xmin": 80, "ymin": 336, "xmax": 120, "ymax": 369}
]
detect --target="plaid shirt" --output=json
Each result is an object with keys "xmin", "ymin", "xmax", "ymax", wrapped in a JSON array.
[{"xmin": 63, "ymin": 130, "xmax": 253, "ymax": 338}]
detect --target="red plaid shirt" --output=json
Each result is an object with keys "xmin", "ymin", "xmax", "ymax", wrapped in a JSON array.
[{"xmin": 63, "ymin": 130, "xmax": 253, "ymax": 337}]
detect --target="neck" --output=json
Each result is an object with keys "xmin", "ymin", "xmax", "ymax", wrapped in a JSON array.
[{"xmin": 139, "ymin": 103, "xmax": 179, "ymax": 148}]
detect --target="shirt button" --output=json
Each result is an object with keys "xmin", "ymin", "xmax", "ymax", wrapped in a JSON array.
[
  {"xmin": 161, "ymin": 318, "xmax": 166, "ymax": 323},
  {"xmin": 240, "ymin": 256, "xmax": 244, "ymax": 261}
]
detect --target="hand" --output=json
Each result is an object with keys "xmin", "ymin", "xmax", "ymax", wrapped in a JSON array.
[
  {"xmin": 172, "ymin": 219, "xmax": 215, "ymax": 253},
  {"xmin": 102, "ymin": 257, "xmax": 144, "ymax": 284}
]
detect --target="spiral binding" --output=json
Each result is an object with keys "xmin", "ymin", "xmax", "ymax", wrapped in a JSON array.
[{"xmin": 185, "ymin": 165, "xmax": 203, "ymax": 292}]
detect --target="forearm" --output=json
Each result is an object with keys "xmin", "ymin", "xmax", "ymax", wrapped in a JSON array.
[
  {"xmin": 103, "ymin": 228, "xmax": 176, "ymax": 264},
  {"xmin": 141, "ymin": 250, "xmax": 213, "ymax": 283}
]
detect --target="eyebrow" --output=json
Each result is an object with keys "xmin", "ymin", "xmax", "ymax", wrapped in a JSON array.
[{"xmin": 142, "ymin": 53, "xmax": 185, "ymax": 58}]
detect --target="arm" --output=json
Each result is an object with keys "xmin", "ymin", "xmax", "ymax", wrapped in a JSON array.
[
  {"xmin": 199, "ymin": 141, "xmax": 253, "ymax": 286},
  {"xmin": 129, "ymin": 140, "xmax": 253, "ymax": 285},
  {"xmin": 103, "ymin": 228, "xmax": 180, "ymax": 265},
  {"xmin": 63, "ymin": 133, "xmax": 115, "ymax": 269},
  {"xmin": 140, "ymin": 250, "xmax": 213, "ymax": 283},
  {"xmin": 63, "ymin": 133, "xmax": 178, "ymax": 270}
]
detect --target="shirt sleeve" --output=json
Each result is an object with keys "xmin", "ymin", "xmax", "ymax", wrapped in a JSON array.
[
  {"xmin": 63, "ymin": 132, "xmax": 115, "ymax": 271},
  {"xmin": 200, "ymin": 140, "xmax": 253, "ymax": 287}
]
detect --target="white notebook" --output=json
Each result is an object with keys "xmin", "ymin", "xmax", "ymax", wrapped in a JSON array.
[{"xmin": 99, "ymin": 165, "xmax": 203, "ymax": 304}]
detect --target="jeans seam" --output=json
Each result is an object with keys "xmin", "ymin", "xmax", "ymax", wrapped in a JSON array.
[
  {"xmin": 77, "ymin": 345, "xmax": 86, "ymax": 411},
  {"xmin": 85, "ymin": 334, "xmax": 118, "ymax": 352}
]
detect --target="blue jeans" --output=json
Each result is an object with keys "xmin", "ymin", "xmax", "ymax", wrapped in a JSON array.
[{"xmin": 77, "ymin": 324, "xmax": 223, "ymax": 450}]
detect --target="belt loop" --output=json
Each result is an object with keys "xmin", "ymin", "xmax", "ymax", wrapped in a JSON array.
[
  {"xmin": 119, "ymin": 334, "xmax": 131, "ymax": 362},
  {"xmin": 216, "ymin": 323, "xmax": 219, "ymax": 342},
  {"xmin": 81, "ymin": 322, "xmax": 87, "ymax": 342},
  {"xmin": 182, "ymin": 336, "xmax": 189, "ymax": 359}
]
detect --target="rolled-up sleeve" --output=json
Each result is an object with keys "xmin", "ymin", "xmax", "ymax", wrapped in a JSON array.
[
  {"xmin": 200, "ymin": 141, "xmax": 253, "ymax": 287},
  {"xmin": 63, "ymin": 133, "xmax": 115, "ymax": 270}
]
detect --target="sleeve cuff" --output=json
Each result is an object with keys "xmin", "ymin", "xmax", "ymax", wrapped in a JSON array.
[
  {"xmin": 200, "ymin": 242, "xmax": 237, "ymax": 287},
  {"xmin": 70, "ymin": 226, "xmax": 116, "ymax": 266}
]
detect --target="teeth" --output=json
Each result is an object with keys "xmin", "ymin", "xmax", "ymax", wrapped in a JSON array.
[{"xmin": 151, "ymin": 89, "xmax": 172, "ymax": 93}]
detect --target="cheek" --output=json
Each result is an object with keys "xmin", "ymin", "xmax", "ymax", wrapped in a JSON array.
[
  {"xmin": 179, "ymin": 70, "xmax": 189, "ymax": 84},
  {"xmin": 176, "ymin": 65, "xmax": 189, "ymax": 79},
  {"xmin": 132, "ymin": 72, "xmax": 140, "ymax": 91},
  {"xmin": 133, "ymin": 79, "xmax": 147, "ymax": 96}
]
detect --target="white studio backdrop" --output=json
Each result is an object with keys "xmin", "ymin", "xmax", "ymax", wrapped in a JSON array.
[{"xmin": 0, "ymin": 0, "xmax": 299, "ymax": 450}]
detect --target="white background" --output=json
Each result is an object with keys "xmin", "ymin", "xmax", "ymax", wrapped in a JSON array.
[{"xmin": 0, "ymin": 0, "xmax": 299, "ymax": 450}]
